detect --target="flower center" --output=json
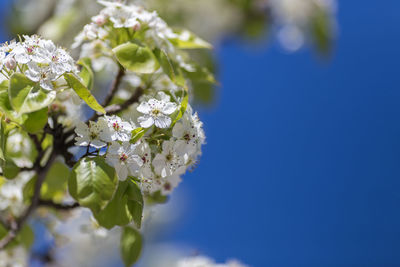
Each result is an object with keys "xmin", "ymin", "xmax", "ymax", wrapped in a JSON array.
[
  {"xmin": 164, "ymin": 182, "xmax": 171, "ymax": 191},
  {"xmin": 26, "ymin": 47, "xmax": 34, "ymax": 54},
  {"xmin": 166, "ymin": 153, "xmax": 173, "ymax": 161},
  {"xmin": 90, "ymin": 132, "xmax": 98, "ymax": 139},
  {"xmin": 184, "ymin": 133, "xmax": 191, "ymax": 141},
  {"xmin": 151, "ymin": 109, "xmax": 160, "ymax": 116},
  {"xmin": 113, "ymin": 122, "xmax": 120, "ymax": 131},
  {"xmin": 120, "ymin": 153, "xmax": 128, "ymax": 162}
]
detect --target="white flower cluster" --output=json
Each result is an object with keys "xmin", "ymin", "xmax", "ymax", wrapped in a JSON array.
[
  {"xmin": 0, "ymin": 35, "xmax": 77, "ymax": 90},
  {"xmin": 176, "ymin": 256, "xmax": 249, "ymax": 267},
  {"xmin": 0, "ymin": 172, "xmax": 32, "ymax": 217},
  {"xmin": 73, "ymin": 0, "xmax": 194, "ymax": 71},
  {"xmin": 75, "ymin": 103, "xmax": 205, "ymax": 196},
  {"xmin": 0, "ymin": 245, "xmax": 28, "ymax": 267}
]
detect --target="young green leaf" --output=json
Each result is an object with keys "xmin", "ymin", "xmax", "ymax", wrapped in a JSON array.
[
  {"xmin": 94, "ymin": 180, "xmax": 143, "ymax": 229},
  {"xmin": 130, "ymin": 127, "xmax": 145, "ymax": 144},
  {"xmin": 113, "ymin": 43, "xmax": 160, "ymax": 74},
  {"xmin": 2, "ymin": 160, "xmax": 19, "ymax": 180},
  {"xmin": 41, "ymin": 161, "xmax": 70, "ymax": 202},
  {"xmin": 23, "ymin": 108, "xmax": 48, "ymax": 134},
  {"xmin": 154, "ymin": 49, "xmax": 186, "ymax": 87},
  {"xmin": 77, "ymin": 57, "xmax": 94, "ymax": 90},
  {"xmin": 120, "ymin": 227, "xmax": 142, "ymax": 267},
  {"xmin": 0, "ymin": 117, "xmax": 5, "ymax": 161},
  {"xmin": 169, "ymin": 29, "xmax": 212, "ymax": 49},
  {"xmin": 9, "ymin": 73, "xmax": 56, "ymax": 114},
  {"xmin": 64, "ymin": 73, "xmax": 105, "ymax": 114},
  {"xmin": 0, "ymin": 91, "xmax": 26, "ymax": 124},
  {"xmin": 171, "ymin": 89, "xmax": 189, "ymax": 126},
  {"xmin": 68, "ymin": 157, "xmax": 117, "ymax": 213}
]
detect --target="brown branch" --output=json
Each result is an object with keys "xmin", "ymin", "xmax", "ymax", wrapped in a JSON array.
[
  {"xmin": 105, "ymin": 87, "xmax": 144, "ymax": 116},
  {"xmin": 88, "ymin": 86, "xmax": 144, "ymax": 122},
  {"xmin": 0, "ymin": 149, "xmax": 57, "ymax": 250},
  {"xmin": 38, "ymin": 199, "xmax": 80, "ymax": 211},
  {"xmin": 87, "ymin": 69, "xmax": 125, "ymax": 122},
  {"xmin": 0, "ymin": 120, "xmax": 71, "ymax": 250},
  {"xmin": 103, "ymin": 68, "xmax": 125, "ymax": 108}
]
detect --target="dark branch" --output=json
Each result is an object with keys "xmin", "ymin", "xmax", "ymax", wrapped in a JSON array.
[
  {"xmin": 88, "ymin": 86, "xmax": 144, "ymax": 122},
  {"xmin": 87, "ymin": 68, "xmax": 125, "ymax": 122},
  {"xmin": 105, "ymin": 87, "xmax": 144, "ymax": 116},
  {"xmin": 103, "ymin": 68, "xmax": 125, "ymax": 108},
  {"xmin": 0, "ymin": 149, "xmax": 57, "ymax": 250},
  {"xmin": 38, "ymin": 199, "xmax": 80, "ymax": 211},
  {"xmin": 0, "ymin": 120, "xmax": 71, "ymax": 250}
]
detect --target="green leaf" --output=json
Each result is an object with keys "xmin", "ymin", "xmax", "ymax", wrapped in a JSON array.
[
  {"xmin": 0, "ymin": 90, "xmax": 26, "ymax": 124},
  {"xmin": 0, "ymin": 117, "xmax": 6, "ymax": 161},
  {"xmin": 154, "ymin": 49, "xmax": 186, "ymax": 87},
  {"xmin": 17, "ymin": 225, "xmax": 34, "ymax": 250},
  {"xmin": 41, "ymin": 161, "xmax": 70, "ymax": 202},
  {"xmin": 77, "ymin": 58, "xmax": 94, "ymax": 91},
  {"xmin": 311, "ymin": 6, "xmax": 333, "ymax": 55},
  {"xmin": 130, "ymin": 128, "xmax": 145, "ymax": 144},
  {"xmin": 172, "ymin": 89, "xmax": 189, "ymax": 126},
  {"xmin": 94, "ymin": 180, "xmax": 143, "ymax": 229},
  {"xmin": 0, "ymin": 80, "xmax": 9, "ymax": 91},
  {"xmin": 185, "ymin": 65, "xmax": 217, "ymax": 105},
  {"xmin": 9, "ymin": 73, "xmax": 56, "ymax": 114},
  {"xmin": 68, "ymin": 157, "xmax": 117, "ymax": 213},
  {"xmin": 23, "ymin": 175, "xmax": 36, "ymax": 203},
  {"xmin": 146, "ymin": 190, "xmax": 169, "ymax": 205},
  {"xmin": 169, "ymin": 29, "xmax": 212, "ymax": 49},
  {"xmin": 2, "ymin": 160, "xmax": 19, "ymax": 179},
  {"xmin": 120, "ymin": 227, "xmax": 142, "ymax": 267},
  {"xmin": 23, "ymin": 108, "xmax": 48, "ymax": 134},
  {"xmin": 0, "ymin": 223, "xmax": 34, "ymax": 250},
  {"xmin": 64, "ymin": 73, "xmax": 105, "ymax": 114},
  {"xmin": 113, "ymin": 43, "xmax": 160, "ymax": 74}
]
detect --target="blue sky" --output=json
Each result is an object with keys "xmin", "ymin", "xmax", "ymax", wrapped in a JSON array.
[
  {"xmin": 2, "ymin": 0, "xmax": 400, "ymax": 266},
  {"xmin": 165, "ymin": 1, "xmax": 400, "ymax": 266}
]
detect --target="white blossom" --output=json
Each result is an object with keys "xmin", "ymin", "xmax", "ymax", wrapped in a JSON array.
[
  {"xmin": 137, "ymin": 98, "xmax": 177, "ymax": 128},
  {"xmin": 100, "ymin": 115, "xmax": 133, "ymax": 142},
  {"xmin": 173, "ymin": 110, "xmax": 205, "ymax": 157},
  {"xmin": 75, "ymin": 121, "xmax": 111, "ymax": 148},
  {"xmin": 0, "ymin": 246, "xmax": 28, "ymax": 267},
  {"xmin": 135, "ymin": 141, "xmax": 153, "ymax": 179},
  {"xmin": 25, "ymin": 62, "xmax": 58, "ymax": 90},
  {"xmin": 152, "ymin": 139, "xmax": 187, "ymax": 178},
  {"xmin": 0, "ymin": 172, "xmax": 32, "ymax": 216},
  {"xmin": 106, "ymin": 142, "xmax": 142, "ymax": 180}
]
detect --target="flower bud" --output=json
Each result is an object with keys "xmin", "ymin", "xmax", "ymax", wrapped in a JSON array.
[
  {"xmin": 93, "ymin": 15, "xmax": 107, "ymax": 26},
  {"xmin": 5, "ymin": 57, "xmax": 16, "ymax": 70},
  {"xmin": 132, "ymin": 22, "xmax": 141, "ymax": 32}
]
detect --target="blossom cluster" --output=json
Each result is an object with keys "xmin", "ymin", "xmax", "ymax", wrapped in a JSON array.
[
  {"xmin": 0, "ymin": 172, "xmax": 32, "ymax": 217},
  {"xmin": 75, "ymin": 101, "xmax": 205, "ymax": 196},
  {"xmin": 73, "ymin": 0, "xmax": 193, "ymax": 72},
  {"xmin": 0, "ymin": 245, "xmax": 28, "ymax": 267},
  {"xmin": 0, "ymin": 35, "xmax": 77, "ymax": 90}
]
